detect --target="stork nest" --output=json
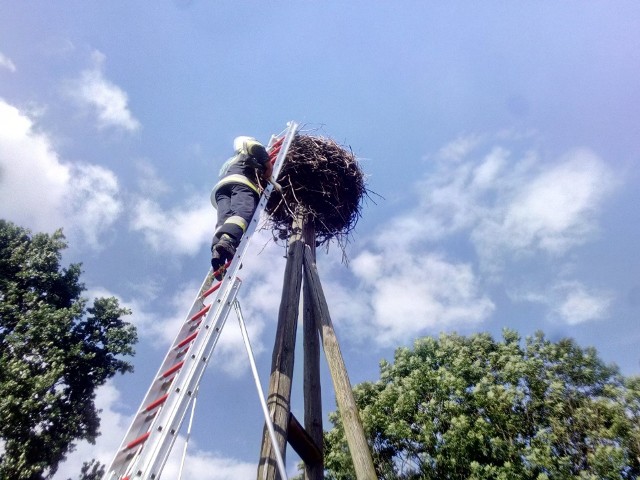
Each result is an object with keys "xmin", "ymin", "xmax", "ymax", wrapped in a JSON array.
[{"xmin": 265, "ymin": 134, "xmax": 367, "ymax": 248}]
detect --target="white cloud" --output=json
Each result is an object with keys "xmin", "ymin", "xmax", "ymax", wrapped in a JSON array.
[
  {"xmin": 556, "ymin": 286, "xmax": 612, "ymax": 325},
  {"xmin": 490, "ymin": 149, "xmax": 613, "ymax": 254},
  {"xmin": 0, "ymin": 51, "xmax": 16, "ymax": 72},
  {"xmin": 511, "ymin": 281, "xmax": 613, "ymax": 325},
  {"xmin": 70, "ymin": 50, "xmax": 140, "ymax": 132},
  {"xmin": 404, "ymin": 146, "xmax": 514, "ymax": 244},
  {"xmin": 135, "ymin": 159, "xmax": 171, "ymax": 197},
  {"xmin": 339, "ymin": 250, "xmax": 494, "ymax": 347},
  {"xmin": 470, "ymin": 147, "xmax": 507, "ymax": 188},
  {"xmin": 0, "ymin": 98, "xmax": 122, "ymax": 245},
  {"xmin": 0, "ymin": 99, "xmax": 70, "ymax": 232},
  {"xmin": 86, "ymin": 285, "xmax": 165, "ymax": 343},
  {"xmin": 87, "ymin": 284, "xmax": 199, "ymax": 354},
  {"xmin": 161, "ymin": 443, "xmax": 258, "ymax": 480},
  {"xmin": 437, "ymin": 133, "xmax": 484, "ymax": 162},
  {"xmin": 551, "ymin": 281, "xmax": 613, "ymax": 325},
  {"xmin": 130, "ymin": 196, "xmax": 213, "ymax": 256},
  {"xmin": 406, "ymin": 137, "xmax": 615, "ymax": 272},
  {"xmin": 326, "ymin": 133, "xmax": 617, "ymax": 346},
  {"xmin": 68, "ymin": 163, "xmax": 122, "ymax": 248}
]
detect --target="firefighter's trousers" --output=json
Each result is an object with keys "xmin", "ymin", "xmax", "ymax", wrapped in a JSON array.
[{"xmin": 212, "ymin": 183, "xmax": 259, "ymax": 248}]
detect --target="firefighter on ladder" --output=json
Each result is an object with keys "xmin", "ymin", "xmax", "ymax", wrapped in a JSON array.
[{"xmin": 210, "ymin": 136, "xmax": 272, "ymax": 280}]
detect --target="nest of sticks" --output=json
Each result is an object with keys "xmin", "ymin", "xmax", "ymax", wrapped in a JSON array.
[{"xmin": 265, "ymin": 134, "xmax": 367, "ymax": 248}]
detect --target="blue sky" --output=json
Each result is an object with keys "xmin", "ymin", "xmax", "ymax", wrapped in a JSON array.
[{"xmin": 1, "ymin": 2, "xmax": 639, "ymax": 478}]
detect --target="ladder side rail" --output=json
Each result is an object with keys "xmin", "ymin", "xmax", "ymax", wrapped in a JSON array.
[
  {"xmin": 270, "ymin": 121, "xmax": 298, "ymax": 179},
  {"xmin": 104, "ymin": 271, "xmax": 218, "ymax": 479},
  {"xmin": 103, "ymin": 121, "xmax": 298, "ymax": 480},
  {"xmin": 138, "ymin": 122, "xmax": 298, "ymax": 478},
  {"xmin": 177, "ymin": 385, "xmax": 197, "ymax": 480},
  {"xmin": 140, "ymin": 277, "xmax": 242, "ymax": 479},
  {"xmin": 140, "ymin": 122, "xmax": 298, "ymax": 477},
  {"xmin": 143, "ymin": 119, "xmax": 297, "ymax": 460}
]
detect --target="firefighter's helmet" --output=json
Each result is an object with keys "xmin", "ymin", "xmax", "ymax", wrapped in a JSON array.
[{"xmin": 233, "ymin": 136, "xmax": 256, "ymax": 153}]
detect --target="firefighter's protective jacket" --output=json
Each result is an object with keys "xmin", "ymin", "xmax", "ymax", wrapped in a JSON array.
[{"xmin": 210, "ymin": 138, "xmax": 271, "ymax": 207}]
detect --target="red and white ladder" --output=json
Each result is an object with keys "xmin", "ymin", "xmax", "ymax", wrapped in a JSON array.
[{"xmin": 103, "ymin": 122, "xmax": 299, "ymax": 480}]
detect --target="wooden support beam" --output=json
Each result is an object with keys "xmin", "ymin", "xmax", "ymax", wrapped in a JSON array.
[
  {"xmin": 287, "ymin": 412, "xmax": 322, "ymax": 465},
  {"xmin": 302, "ymin": 220, "xmax": 324, "ymax": 479},
  {"xmin": 302, "ymin": 245, "xmax": 377, "ymax": 480},
  {"xmin": 257, "ymin": 220, "xmax": 304, "ymax": 480}
]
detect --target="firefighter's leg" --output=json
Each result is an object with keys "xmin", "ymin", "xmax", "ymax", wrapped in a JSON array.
[
  {"xmin": 211, "ymin": 184, "xmax": 258, "ymax": 274},
  {"xmin": 229, "ymin": 183, "xmax": 259, "ymax": 233},
  {"xmin": 215, "ymin": 184, "xmax": 258, "ymax": 243},
  {"xmin": 211, "ymin": 186, "xmax": 233, "ymax": 272}
]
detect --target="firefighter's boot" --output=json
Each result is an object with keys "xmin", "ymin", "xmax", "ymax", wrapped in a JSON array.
[{"xmin": 211, "ymin": 234, "xmax": 237, "ymax": 280}]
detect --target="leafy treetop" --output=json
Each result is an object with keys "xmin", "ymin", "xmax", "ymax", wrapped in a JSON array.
[
  {"xmin": 0, "ymin": 219, "xmax": 137, "ymax": 480},
  {"xmin": 322, "ymin": 330, "xmax": 640, "ymax": 480}
]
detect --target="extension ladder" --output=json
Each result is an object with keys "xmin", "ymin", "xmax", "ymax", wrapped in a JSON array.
[{"xmin": 103, "ymin": 121, "xmax": 299, "ymax": 480}]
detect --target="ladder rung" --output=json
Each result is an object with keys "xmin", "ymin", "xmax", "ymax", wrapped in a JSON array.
[
  {"xmin": 271, "ymin": 136, "xmax": 284, "ymax": 149},
  {"xmin": 269, "ymin": 149, "xmax": 282, "ymax": 162},
  {"xmin": 161, "ymin": 361, "xmax": 184, "ymax": 378},
  {"xmin": 270, "ymin": 145, "xmax": 282, "ymax": 157},
  {"xmin": 189, "ymin": 304, "xmax": 210, "ymax": 322},
  {"xmin": 176, "ymin": 332, "xmax": 198, "ymax": 349},
  {"xmin": 201, "ymin": 281, "xmax": 222, "ymax": 299},
  {"xmin": 144, "ymin": 393, "xmax": 169, "ymax": 412},
  {"xmin": 269, "ymin": 138, "xmax": 284, "ymax": 160},
  {"xmin": 126, "ymin": 431, "xmax": 150, "ymax": 450},
  {"xmin": 175, "ymin": 348, "xmax": 188, "ymax": 360}
]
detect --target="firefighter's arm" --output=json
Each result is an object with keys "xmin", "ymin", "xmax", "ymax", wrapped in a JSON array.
[
  {"xmin": 262, "ymin": 160, "xmax": 273, "ymax": 180},
  {"xmin": 246, "ymin": 141, "xmax": 269, "ymax": 165},
  {"xmin": 245, "ymin": 140, "xmax": 272, "ymax": 179}
]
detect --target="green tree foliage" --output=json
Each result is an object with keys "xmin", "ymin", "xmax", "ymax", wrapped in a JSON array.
[
  {"xmin": 70, "ymin": 459, "xmax": 105, "ymax": 480},
  {"xmin": 0, "ymin": 220, "xmax": 137, "ymax": 480},
  {"xmin": 324, "ymin": 330, "xmax": 640, "ymax": 479}
]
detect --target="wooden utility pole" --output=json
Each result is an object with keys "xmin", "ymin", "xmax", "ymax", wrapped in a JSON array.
[
  {"xmin": 257, "ymin": 216, "xmax": 304, "ymax": 479},
  {"xmin": 302, "ymin": 246, "xmax": 377, "ymax": 480},
  {"xmin": 302, "ymin": 221, "xmax": 323, "ymax": 480},
  {"xmin": 258, "ymin": 214, "xmax": 376, "ymax": 480}
]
